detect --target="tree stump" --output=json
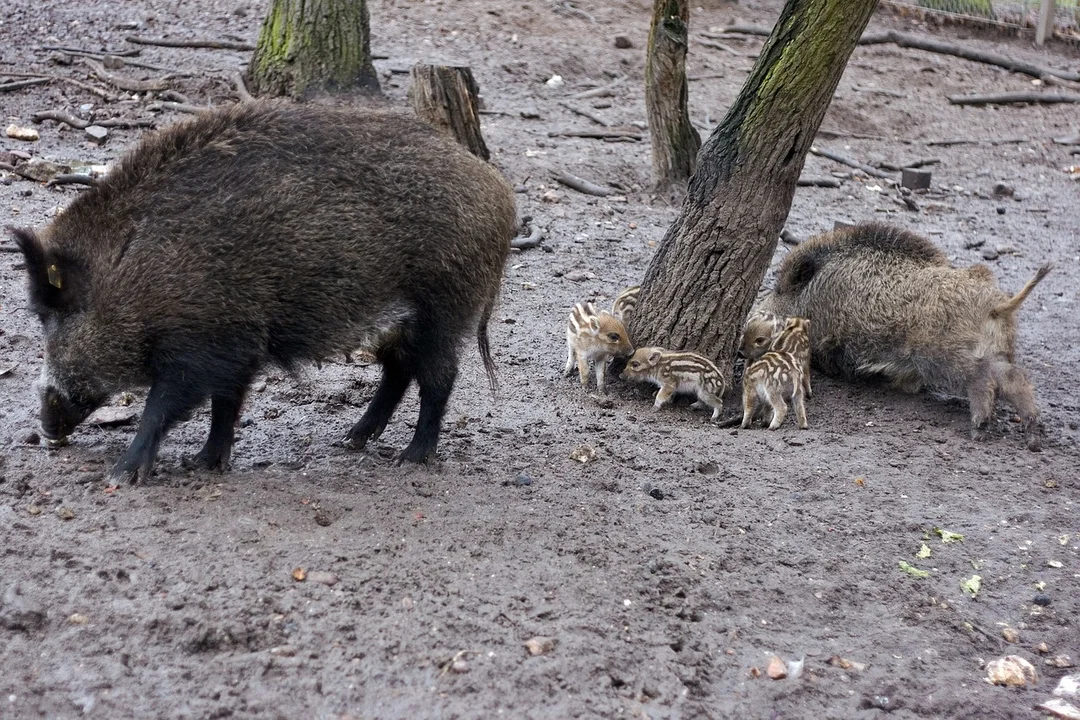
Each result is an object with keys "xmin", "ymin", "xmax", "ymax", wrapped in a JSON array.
[
  {"xmin": 645, "ymin": 0, "xmax": 701, "ymax": 191},
  {"xmin": 408, "ymin": 64, "xmax": 490, "ymax": 161}
]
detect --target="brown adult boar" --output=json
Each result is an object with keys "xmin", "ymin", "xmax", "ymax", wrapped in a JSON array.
[
  {"xmin": 757, "ymin": 222, "xmax": 1050, "ymax": 450},
  {"xmin": 10, "ymin": 101, "xmax": 517, "ymax": 481}
]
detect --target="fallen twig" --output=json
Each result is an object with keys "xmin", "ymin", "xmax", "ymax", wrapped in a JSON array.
[
  {"xmin": 47, "ymin": 174, "xmax": 99, "ymax": 188},
  {"xmin": 720, "ymin": 25, "xmax": 1080, "ymax": 82},
  {"xmin": 810, "ymin": 146, "xmax": 892, "ymax": 179},
  {"xmin": 232, "ymin": 72, "xmax": 255, "ymax": 102},
  {"xmin": 1040, "ymin": 74, "xmax": 1080, "ymax": 92},
  {"xmin": 125, "ymin": 35, "xmax": 256, "ymax": 51},
  {"xmin": 1, "ymin": 72, "xmax": 113, "ymax": 99},
  {"xmin": 0, "ymin": 78, "xmax": 52, "ymax": 92},
  {"xmin": 147, "ymin": 101, "xmax": 210, "ymax": 114},
  {"xmin": 687, "ymin": 73, "xmax": 726, "ymax": 82},
  {"xmin": 0, "ymin": 162, "xmax": 16, "ymax": 173},
  {"xmin": 796, "ymin": 176, "xmax": 841, "ymax": 188},
  {"xmin": 1053, "ymin": 132, "xmax": 1080, "ymax": 145},
  {"xmin": 557, "ymin": 101, "xmax": 609, "ymax": 127},
  {"xmin": 157, "ymin": 89, "xmax": 192, "ymax": 104},
  {"xmin": 927, "ymin": 137, "xmax": 1028, "ymax": 146},
  {"xmin": 852, "ymin": 86, "xmax": 906, "ymax": 98},
  {"xmin": 511, "ymin": 224, "xmax": 545, "ymax": 250},
  {"xmin": 697, "ymin": 38, "xmax": 741, "ymax": 56},
  {"xmin": 553, "ymin": 170, "xmax": 618, "ymax": 196},
  {"xmin": 878, "ymin": 157, "xmax": 940, "ymax": 171},
  {"xmin": 570, "ymin": 79, "xmax": 622, "ymax": 100},
  {"xmin": 83, "ymin": 57, "xmax": 169, "ymax": 92},
  {"xmin": 549, "ymin": 128, "xmax": 643, "ymax": 141},
  {"xmin": 40, "ymin": 44, "xmax": 140, "ymax": 57},
  {"xmin": 31, "ymin": 110, "xmax": 156, "ymax": 129},
  {"xmin": 948, "ymin": 91, "xmax": 1080, "ymax": 106}
]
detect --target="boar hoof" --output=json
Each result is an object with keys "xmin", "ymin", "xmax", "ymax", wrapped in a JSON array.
[
  {"xmin": 182, "ymin": 449, "xmax": 230, "ymax": 472},
  {"xmin": 970, "ymin": 426, "xmax": 988, "ymax": 443},
  {"xmin": 398, "ymin": 442, "xmax": 436, "ymax": 465},
  {"xmin": 1025, "ymin": 423, "xmax": 1044, "ymax": 452},
  {"xmin": 109, "ymin": 457, "xmax": 151, "ymax": 484}
]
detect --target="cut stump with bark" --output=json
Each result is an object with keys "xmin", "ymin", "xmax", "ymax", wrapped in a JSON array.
[
  {"xmin": 629, "ymin": 0, "xmax": 879, "ymax": 384},
  {"xmin": 645, "ymin": 0, "xmax": 701, "ymax": 191},
  {"xmin": 408, "ymin": 64, "xmax": 490, "ymax": 161}
]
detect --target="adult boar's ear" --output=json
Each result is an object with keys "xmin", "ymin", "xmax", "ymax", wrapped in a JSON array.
[{"xmin": 8, "ymin": 227, "xmax": 86, "ymax": 314}]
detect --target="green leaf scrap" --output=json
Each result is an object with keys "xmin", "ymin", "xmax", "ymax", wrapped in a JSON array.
[
  {"xmin": 916, "ymin": 543, "xmax": 932, "ymax": 559},
  {"xmin": 934, "ymin": 528, "xmax": 965, "ymax": 543},
  {"xmin": 961, "ymin": 575, "xmax": 982, "ymax": 597},
  {"xmin": 899, "ymin": 560, "xmax": 930, "ymax": 578}
]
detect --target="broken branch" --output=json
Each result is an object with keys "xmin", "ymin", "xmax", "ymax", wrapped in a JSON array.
[
  {"xmin": 125, "ymin": 35, "xmax": 256, "ymax": 51},
  {"xmin": 553, "ymin": 170, "xmax": 618, "ymax": 196},
  {"xmin": 147, "ymin": 101, "xmax": 209, "ymax": 114},
  {"xmin": 0, "ymin": 78, "xmax": 51, "ymax": 92},
  {"xmin": 570, "ymin": 79, "xmax": 622, "ymax": 100},
  {"xmin": 32, "ymin": 110, "xmax": 156, "ymax": 129},
  {"xmin": 948, "ymin": 91, "xmax": 1080, "ymax": 106},
  {"xmin": 557, "ymin": 101, "xmax": 609, "ymax": 127},
  {"xmin": 511, "ymin": 224, "xmax": 545, "ymax": 250},
  {"xmin": 810, "ymin": 146, "xmax": 892, "ymax": 179},
  {"xmin": 47, "ymin": 174, "xmax": 100, "ymax": 188},
  {"xmin": 796, "ymin": 176, "xmax": 841, "ymax": 188},
  {"xmin": 549, "ymin": 128, "xmax": 643, "ymax": 140},
  {"xmin": 232, "ymin": 72, "xmax": 255, "ymax": 102},
  {"xmin": 83, "ymin": 57, "xmax": 169, "ymax": 92}
]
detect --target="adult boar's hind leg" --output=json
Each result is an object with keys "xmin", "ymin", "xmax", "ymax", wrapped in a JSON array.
[
  {"xmin": 399, "ymin": 337, "xmax": 459, "ymax": 465},
  {"xmin": 347, "ymin": 351, "xmax": 412, "ymax": 451}
]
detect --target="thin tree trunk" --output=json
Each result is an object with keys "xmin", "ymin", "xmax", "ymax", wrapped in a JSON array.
[
  {"xmin": 630, "ymin": 0, "xmax": 879, "ymax": 384},
  {"xmin": 408, "ymin": 64, "xmax": 490, "ymax": 160},
  {"xmin": 645, "ymin": 0, "xmax": 701, "ymax": 190},
  {"xmin": 249, "ymin": 0, "xmax": 380, "ymax": 98}
]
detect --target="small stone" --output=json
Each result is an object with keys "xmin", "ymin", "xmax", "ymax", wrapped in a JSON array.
[
  {"xmin": 540, "ymin": 190, "xmax": 561, "ymax": 203},
  {"xmin": 291, "ymin": 567, "xmax": 307, "ymax": 582},
  {"xmin": 57, "ymin": 507, "xmax": 75, "ymax": 520},
  {"xmin": 314, "ymin": 510, "xmax": 332, "ymax": 527},
  {"xmin": 648, "ymin": 488, "xmax": 664, "ymax": 500},
  {"xmin": 766, "ymin": 655, "xmax": 788, "ymax": 679},
  {"xmin": 401, "ymin": 596, "xmax": 414, "ymax": 610},
  {"xmin": 997, "ymin": 206, "xmax": 1006, "ymax": 215},
  {"xmin": 981, "ymin": 247, "xmax": 1000, "ymax": 261},
  {"xmin": 68, "ymin": 613, "xmax": 89, "ymax": 625},
  {"xmin": 1034, "ymin": 593, "xmax": 1052, "ymax": 606},
  {"xmin": 165, "ymin": 596, "xmax": 185, "ymax": 610},
  {"xmin": 22, "ymin": 431, "xmax": 40, "ymax": 446},
  {"xmin": 1048, "ymin": 655, "xmax": 1076, "ymax": 668},
  {"xmin": 524, "ymin": 636, "xmax": 556, "ymax": 656},
  {"xmin": 1002, "ymin": 627, "xmax": 1020, "ymax": 643},
  {"xmin": 696, "ymin": 461, "xmax": 719, "ymax": 475},
  {"xmin": 1037, "ymin": 642, "xmax": 1051, "ymax": 654},
  {"xmin": 450, "ymin": 659, "xmax": 470, "ymax": 673},
  {"xmin": 269, "ymin": 645, "xmax": 296, "ymax": 657},
  {"xmin": 514, "ymin": 474, "xmax": 533, "ymax": 486},
  {"xmin": 27, "ymin": 505, "xmax": 42, "ymax": 516},
  {"xmin": 569, "ymin": 444, "xmax": 596, "ymax": 463},
  {"xmin": 993, "ymin": 182, "xmax": 1014, "ymax": 197},
  {"xmin": 985, "ymin": 655, "xmax": 1038, "ymax": 687},
  {"xmin": 563, "ymin": 270, "xmax": 595, "ymax": 282},
  {"xmin": 306, "ymin": 571, "xmax": 339, "ymax": 586},
  {"xmin": 84, "ymin": 125, "xmax": 109, "ymax": 145},
  {"xmin": 5, "ymin": 125, "xmax": 40, "ymax": 142},
  {"xmin": 614, "ymin": 35, "xmax": 633, "ymax": 49},
  {"xmin": 86, "ymin": 405, "xmax": 138, "ymax": 428}
]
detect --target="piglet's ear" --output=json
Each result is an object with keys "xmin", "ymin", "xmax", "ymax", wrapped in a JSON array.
[
  {"xmin": 8, "ymin": 226, "xmax": 84, "ymax": 314},
  {"xmin": 647, "ymin": 349, "xmax": 663, "ymax": 365}
]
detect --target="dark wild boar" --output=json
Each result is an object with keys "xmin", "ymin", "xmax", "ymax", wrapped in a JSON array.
[
  {"xmin": 757, "ymin": 222, "xmax": 1050, "ymax": 450},
  {"xmin": 11, "ymin": 101, "xmax": 517, "ymax": 481}
]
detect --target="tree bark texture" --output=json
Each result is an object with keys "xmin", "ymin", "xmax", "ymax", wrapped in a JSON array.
[
  {"xmin": 250, "ymin": 0, "xmax": 380, "ymax": 98},
  {"xmin": 645, "ymin": 0, "xmax": 701, "ymax": 189},
  {"xmin": 408, "ymin": 64, "xmax": 490, "ymax": 161},
  {"xmin": 630, "ymin": 0, "xmax": 879, "ymax": 384}
]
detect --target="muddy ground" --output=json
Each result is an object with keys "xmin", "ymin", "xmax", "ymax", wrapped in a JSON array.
[{"xmin": 1, "ymin": 0, "xmax": 1079, "ymax": 718}]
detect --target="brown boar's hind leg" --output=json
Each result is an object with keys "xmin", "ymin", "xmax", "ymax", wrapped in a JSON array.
[
  {"xmin": 967, "ymin": 359, "xmax": 997, "ymax": 442},
  {"xmin": 346, "ymin": 355, "xmax": 412, "ymax": 451},
  {"xmin": 110, "ymin": 377, "xmax": 206, "ymax": 483},
  {"xmin": 399, "ymin": 348, "xmax": 459, "ymax": 465},
  {"xmin": 994, "ymin": 361, "xmax": 1043, "ymax": 452}
]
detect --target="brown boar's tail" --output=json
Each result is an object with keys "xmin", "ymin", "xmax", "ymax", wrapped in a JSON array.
[
  {"xmin": 477, "ymin": 297, "xmax": 498, "ymax": 395},
  {"xmin": 990, "ymin": 263, "xmax": 1052, "ymax": 319}
]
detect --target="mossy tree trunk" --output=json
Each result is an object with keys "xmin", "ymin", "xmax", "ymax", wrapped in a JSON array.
[
  {"xmin": 249, "ymin": 0, "xmax": 380, "ymax": 98},
  {"xmin": 645, "ymin": 0, "xmax": 701, "ymax": 191},
  {"xmin": 629, "ymin": 0, "xmax": 878, "ymax": 384}
]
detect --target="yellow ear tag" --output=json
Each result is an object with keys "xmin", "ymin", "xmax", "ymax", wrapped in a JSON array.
[{"xmin": 47, "ymin": 264, "xmax": 63, "ymax": 289}]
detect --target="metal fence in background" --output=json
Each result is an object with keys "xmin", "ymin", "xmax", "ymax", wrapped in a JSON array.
[{"xmin": 881, "ymin": 0, "xmax": 1080, "ymax": 43}]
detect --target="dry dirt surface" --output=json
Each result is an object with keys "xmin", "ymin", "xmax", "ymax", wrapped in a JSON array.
[{"xmin": 2, "ymin": 0, "xmax": 1079, "ymax": 718}]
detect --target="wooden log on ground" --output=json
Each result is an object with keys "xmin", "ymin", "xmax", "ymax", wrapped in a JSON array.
[
  {"xmin": 553, "ymin": 170, "xmax": 618, "ymax": 196},
  {"xmin": 948, "ymin": 92, "xmax": 1080, "ymax": 106},
  {"xmin": 408, "ymin": 64, "xmax": 489, "ymax": 161}
]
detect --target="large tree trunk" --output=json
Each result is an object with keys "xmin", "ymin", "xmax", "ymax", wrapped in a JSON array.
[
  {"xmin": 408, "ymin": 64, "xmax": 490, "ymax": 160},
  {"xmin": 629, "ymin": 0, "xmax": 879, "ymax": 385},
  {"xmin": 249, "ymin": 0, "xmax": 380, "ymax": 98},
  {"xmin": 645, "ymin": 0, "xmax": 701, "ymax": 190}
]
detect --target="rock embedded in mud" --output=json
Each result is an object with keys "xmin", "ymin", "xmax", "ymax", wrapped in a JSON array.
[
  {"xmin": 524, "ymin": 636, "xmax": 556, "ymax": 656},
  {"xmin": 5, "ymin": 125, "xmax": 39, "ymax": 142},
  {"xmin": 1034, "ymin": 594, "xmax": 1052, "ymax": 606},
  {"xmin": 306, "ymin": 571, "xmax": 339, "ymax": 587},
  {"xmin": 767, "ymin": 655, "xmax": 788, "ymax": 679},
  {"xmin": 0, "ymin": 584, "xmax": 46, "ymax": 632},
  {"xmin": 986, "ymin": 655, "xmax": 1038, "ymax": 687},
  {"xmin": 1002, "ymin": 627, "xmax": 1020, "ymax": 643}
]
